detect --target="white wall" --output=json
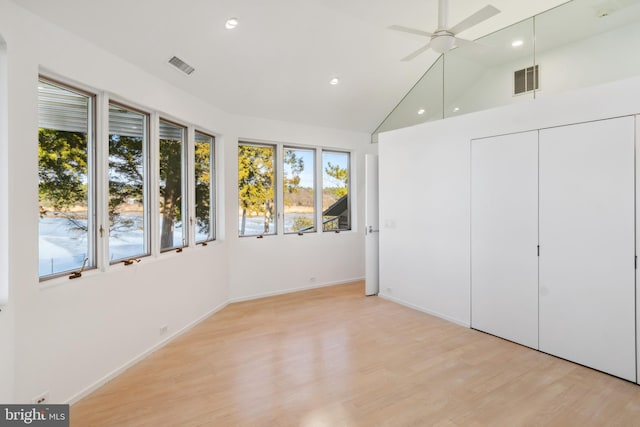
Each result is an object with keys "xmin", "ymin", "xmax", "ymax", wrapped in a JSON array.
[
  {"xmin": 378, "ymin": 134, "xmax": 471, "ymax": 325},
  {"xmin": 447, "ymin": 20, "xmax": 640, "ymax": 116},
  {"xmin": 0, "ymin": 29, "xmax": 15, "ymax": 404},
  {"xmin": 379, "ymin": 74, "xmax": 640, "ymax": 326},
  {"xmin": 535, "ymin": 23, "xmax": 640, "ymax": 98},
  {"xmin": 0, "ymin": 0, "xmax": 372, "ymax": 404},
  {"xmin": 227, "ymin": 116, "xmax": 373, "ymax": 300}
]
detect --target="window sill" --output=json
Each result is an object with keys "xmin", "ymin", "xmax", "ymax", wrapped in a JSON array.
[{"xmin": 38, "ymin": 266, "xmax": 102, "ymax": 291}]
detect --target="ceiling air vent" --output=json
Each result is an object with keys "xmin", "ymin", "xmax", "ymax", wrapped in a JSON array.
[
  {"xmin": 168, "ymin": 56, "xmax": 195, "ymax": 75},
  {"xmin": 514, "ymin": 65, "xmax": 539, "ymax": 95}
]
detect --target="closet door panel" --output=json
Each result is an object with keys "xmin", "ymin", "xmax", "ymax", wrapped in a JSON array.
[
  {"xmin": 471, "ymin": 131, "xmax": 539, "ymax": 349},
  {"xmin": 539, "ymin": 117, "xmax": 635, "ymax": 381}
]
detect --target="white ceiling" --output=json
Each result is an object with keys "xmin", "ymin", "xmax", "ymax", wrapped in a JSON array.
[{"xmin": 13, "ymin": 0, "xmax": 568, "ymax": 132}]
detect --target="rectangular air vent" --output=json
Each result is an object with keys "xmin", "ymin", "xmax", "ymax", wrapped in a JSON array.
[
  {"xmin": 168, "ymin": 56, "xmax": 195, "ymax": 75},
  {"xmin": 514, "ymin": 65, "xmax": 539, "ymax": 95}
]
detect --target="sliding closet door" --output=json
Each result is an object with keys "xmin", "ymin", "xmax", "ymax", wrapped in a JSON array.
[
  {"xmin": 539, "ymin": 117, "xmax": 635, "ymax": 381},
  {"xmin": 471, "ymin": 131, "xmax": 539, "ymax": 349}
]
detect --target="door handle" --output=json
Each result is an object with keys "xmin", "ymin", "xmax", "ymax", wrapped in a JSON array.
[{"xmin": 367, "ymin": 226, "xmax": 380, "ymax": 234}]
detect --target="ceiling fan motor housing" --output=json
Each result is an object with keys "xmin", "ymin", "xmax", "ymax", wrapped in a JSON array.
[{"xmin": 431, "ymin": 30, "xmax": 456, "ymax": 53}]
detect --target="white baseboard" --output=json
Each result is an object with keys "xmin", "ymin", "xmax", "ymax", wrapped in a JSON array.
[
  {"xmin": 378, "ymin": 293, "xmax": 470, "ymax": 328},
  {"xmin": 229, "ymin": 277, "xmax": 365, "ymax": 303},
  {"xmin": 66, "ymin": 278, "xmax": 365, "ymax": 405},
  {"xmin": 65, "ymin": 300, "xmax": 229, "ymax": 405}
]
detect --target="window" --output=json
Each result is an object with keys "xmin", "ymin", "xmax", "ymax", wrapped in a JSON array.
[
  {"xmin": 159, "ymin": 119, "xmax": 187, "ymax": 251},
  {"xmin": 194, "ymin": 131, "xmax": 215, "ymax": 243},
  {"xmin": 108, "ymin": 103, "xmax": 149, "ymax": 262},
  {"xmin": 239, "ymin": 144, "xmax": 352, "ymax": 236},
  {"xmin": 37, "ymin": 74, "xmax": 218, "ymax": 279},
  {"xmin": 322, "ymin": 150, "xmax": 350, "ymax": 231},
  {"xmin": 38, "ymin": 78, "xmax": 95, "ymax": 278},
  {"xmin": 238, "ymin": 143, "xmax": 276, "ymax": 236},
  {"xmin": 283, "ymin": 147, "xmax": 315, "ymax": 233}
]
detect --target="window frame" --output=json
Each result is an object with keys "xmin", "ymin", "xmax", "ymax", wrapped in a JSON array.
[
  {"xmin": 38, "ymin": 75, "xmax": 98, "ymax": 280},
  {"xmin": 158, "ymin": 118, "xmax": 189, "ymax": 252},
  {"xmin": 321, "ymin": 149, "xmax": 351, "ymax": 232},
  {"xmin": 238, "ymin": 141, "xmax": 354, "ymax": 238},
  {"xmin": 282, "ymin": 145, "xmax": 317, "ymax": 234},
  {"xmin": 35, "ymin": 73, "xmax": 222, "ymax": 283},
  {"xmin": 238, "ymin": 141, "xmax": 278, "ymax": 237},
  {"xmin": 194, "ymin": 130, "xmax": 216, "ymax": 244},
  {"xmin": 107, "ymin": 101, "xmax": 151, "ymax": 263}
]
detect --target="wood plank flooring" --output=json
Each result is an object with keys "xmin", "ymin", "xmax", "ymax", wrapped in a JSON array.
[{"xmin": 70, "ymin": 282, "xmax": 640, "ymax": 426}]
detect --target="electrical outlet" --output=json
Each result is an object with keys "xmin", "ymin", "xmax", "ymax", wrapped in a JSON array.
[
  {"xmin": 159, "ymin": 325, "xmax": 168, "ymax": 336},
  {"xmin": 32, "ymin": 391, "xmax": 49, "ymax": 404},
  {"xmin": 309, "ymin": 277, "xmax": 316, "ymax": 284}
]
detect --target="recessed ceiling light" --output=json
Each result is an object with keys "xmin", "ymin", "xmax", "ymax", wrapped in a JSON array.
[
  {"xmin": 225, "ymin": 18, "xmax": 238, "ymax": 30},
  {"xmin": 417, "ymin": 109, "xmax": 425, "ymax": 115},
  {"xmin": 453, "ymin": 107, "xmax": 460, "ymax": 112},
  {"xmin": 511, "ymin": 40, "xmax": 524, "ymax": 47},
  {"xmin": 329, "ymin": 77, "xmax": 339, "ymax": 85}
]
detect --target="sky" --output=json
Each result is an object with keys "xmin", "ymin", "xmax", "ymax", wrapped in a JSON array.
[{"xmin": 283, "ymin": 149, "xmax": 348, "ymax": 188}]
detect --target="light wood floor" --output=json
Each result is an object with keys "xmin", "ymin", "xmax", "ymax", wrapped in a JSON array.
[{"xmin": 71, "ymin": 281, "xmax": 640, "ymax": 426}]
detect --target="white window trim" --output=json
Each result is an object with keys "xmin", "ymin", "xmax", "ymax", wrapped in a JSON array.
[
  {"xmin": 104, "ymin": 98, "xmax": 153, "ymax": 266},
  {"xmin": 193, "ymin": 129, "xmax": 217, "ymax": 244},
  {"xmin": 97, "ymin": 93, "xmax": 110, "ymax": 271},
  {"xmin": 38, "ymin": 74, "xmax": 99, "ymax": 281},
  {"xmin": 321, "ymin": 148, "xmax": 352, "ymax": 233},
  {"xmin": 237, "ymin": 140, "xmax": 278, "ymax": 238},
  {"xmin": 158, "ymin": 117, "xmax": 189, "ymax": 252},
  {"xmin": 34, "ymin": 72, "xmax": 221, "ymax": 285},
  {"xmin": 238, "ymin": 138, "xmax": 355, "ymax": 238},
  {"xmin": 282, "ymin": 145, "xmax": 317, "ymax": 234}
]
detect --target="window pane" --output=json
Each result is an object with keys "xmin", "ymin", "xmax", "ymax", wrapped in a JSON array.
[
  {"xmin": 322, "ymin": 151, "xmax": 350, "ymax": 231},
  {"xmin": 159, "ymin": 120, "xmax": 186, "ymax": 251},
  {"xmin": 284, "ymin": 147, "xmax": 315, "ymax": 233},
  {"xmin": 38, "ymin": 79, "xmax": 94, "ymax": 277},
  {"xmin": 238, "ymin": 143, "xmax": 276, "ymax": 236},
  {"xmin": 108, "ymin": 104, "xmax": 148, "ymax": 262},
  {"xmin": 195, "ymin": 131, "xmax": 215, "ymax": 243}
]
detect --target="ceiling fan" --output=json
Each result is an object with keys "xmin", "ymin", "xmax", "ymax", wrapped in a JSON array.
[{"xmin": 390, "ymin": 0, "xmax": 500, "ymax": 61}]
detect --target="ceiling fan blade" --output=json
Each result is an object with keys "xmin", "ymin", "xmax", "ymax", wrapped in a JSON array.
[
  {"xmin": 388, "ymin": 25, "xmax": 433, "ymax": 38},
  {"xmin": 401, "ymin": 43, "xmax": 432, "ymax": 61},
  {"xmin": 449, "ymin": 5, "xmax": 500, "ymax": 35},
  {"xmin": 452, "ymin": 37, "xmax": 476, "ymax": 49}
]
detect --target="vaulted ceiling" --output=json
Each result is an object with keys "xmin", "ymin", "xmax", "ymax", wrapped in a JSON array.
[{"xmin": 13, "ymin": 0, "xmax": 568, "ymax": 132}]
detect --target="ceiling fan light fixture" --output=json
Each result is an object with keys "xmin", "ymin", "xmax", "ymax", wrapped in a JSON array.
[{"xmin": 430, "ymin": 34, "xmax": 456, "ymax": 53}]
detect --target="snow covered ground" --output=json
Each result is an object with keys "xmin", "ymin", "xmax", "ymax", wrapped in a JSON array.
[{"xmin": 39, "ymin": 215, "xmax": 186, "ymax": 276}]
